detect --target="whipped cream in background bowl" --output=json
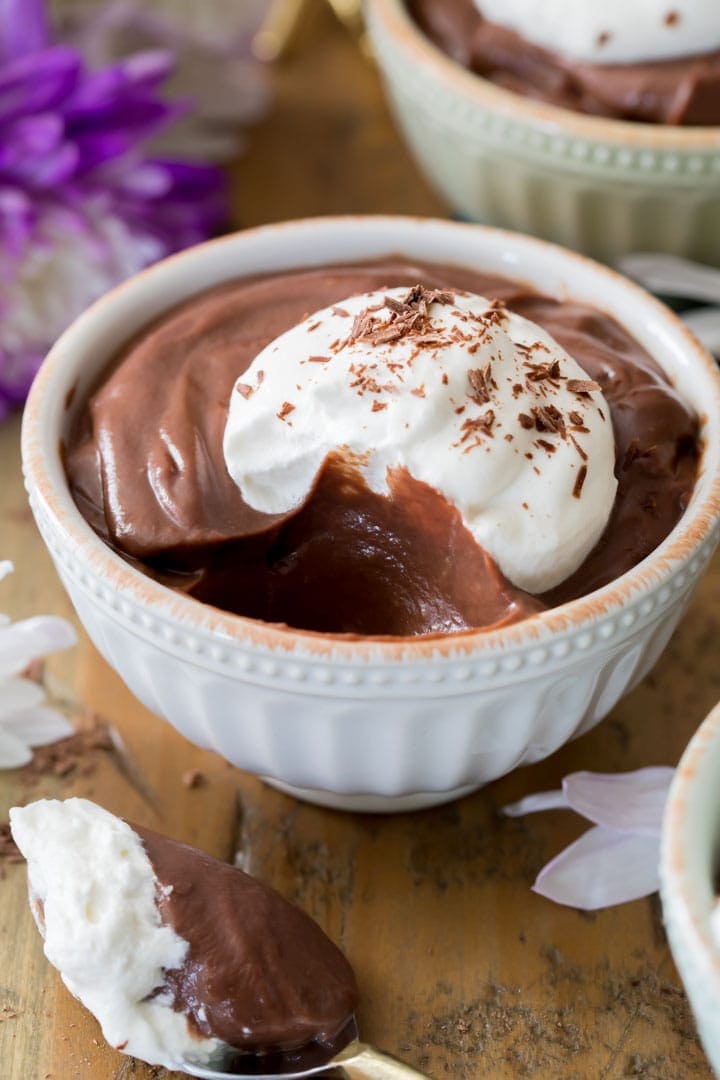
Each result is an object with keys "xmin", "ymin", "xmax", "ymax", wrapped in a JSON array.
[
  {"xmin": 367, "ymin": 0, "xmax": 720, "ymax": 264},
  {"xmin": 474, "ymin": 0, "xmax": 720, "ymax": 66},
  {"xmin": 661, "ymin": 701, "xmax": 720, "ymax": 1077},
  {"xmin": 21, "ymin": 217, "xmax": 720, "ymax": 812}
]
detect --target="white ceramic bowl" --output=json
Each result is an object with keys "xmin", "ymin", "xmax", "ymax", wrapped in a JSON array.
[
  {"xmin": 21, "ymin": 217, "xmax": 720, "ymax": 812},
  {"xmin": 366, "ymin": 0, "xmax": 720, "ymax": 264},
  {"xmin": 661, "ymin": 702, "xmax": 720, "ymax": 1076}
]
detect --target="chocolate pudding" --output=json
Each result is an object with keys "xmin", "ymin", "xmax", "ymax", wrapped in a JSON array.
[
  {"xmin": 64, "ymin": 258, "xmax": 699, "ymax": 638},
  {"xmin": 136, "ymin": 825, "xmax": 358, "ymax": 1060},
  {"xmin": 409, "ymin": 0, "xmax": 720, "ymax": 125}
]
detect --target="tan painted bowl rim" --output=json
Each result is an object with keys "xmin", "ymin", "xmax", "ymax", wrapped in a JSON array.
[
  {"xmin": 21, "ymin": 216, "xmax": 720, "ymax": 661},
  {"xmin": 368, "ymin": 0, "xmax": 720, "ymax": 149}
]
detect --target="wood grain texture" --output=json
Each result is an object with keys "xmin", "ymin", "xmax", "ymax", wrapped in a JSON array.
[{"xmin": 1, "ymin": 3, "xmax": 718, "ymax": 1077}]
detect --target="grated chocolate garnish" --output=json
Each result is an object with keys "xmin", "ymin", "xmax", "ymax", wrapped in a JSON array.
[
  {"xmin": 567, "ymin": 379, "xmax": 601, "ymax": 395},
  {"xmin": 347, "ymin": 285, "xmax": 455, "ymax": 349},
  {"xmin": 573, "ymin": 465, "xmax": 588, "ymax": 499},
  {"xmin": 467, "ymin": 364, "xmax": 494, "ymax": 405},
  {"xmin": 277, "ymin": 401, "xmax": 295, "ymax": 422},
  {"xmin": 235, "ymin": 383, "xmax": 253, "ymax": 399},
  {"xmin": 331, "ymin": 306, "xmax": 350, "ymax": 318},
  {"xmin": 459, "ymin": 410, "xmax": 495, "ymax": 446},
  {"xmin": 524, "ymin": 359, "xmax": 561, "ymax": 383},
  {"xmin": 569, "ymin": 434, "xmax": 589, "ymax": 462},
  {"xmin": 518, "ymin": 413, "xmax": 534, "ymax": 429},
  {"xmin": 532, "ymin": 404, "xmax": 566, "ymax": 436},
  {"xmin": 536, "ymin": 439, "xmax": 556, "ymax": 454},
  {"xmin": 308, "ymin": 355, "xmax": 331, "ymax": 363},
  {"xmin": 372, "ymin": 400, "xmax": 388, "ymax": 412}
]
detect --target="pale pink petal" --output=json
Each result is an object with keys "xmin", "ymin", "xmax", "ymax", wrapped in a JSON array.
[
  {"xmin": 0, "ymin": 616, "xmax": 76, "ymax": 678},
  {"xmin": 0, "ymin": 677, "xmax": 46, "ymax": 715},
  {"xmin": 1, "ymin": 706, "xmax": 74, "ymax": 748},
  {"xmin": 562, "ymin": 768, "xmax": 674, "ymax": 837},
  {"xmin": 533, "ymin": 826, "xmax": 661, "ymax": 910},
  {"xmin": 0, "ymin": 728, "xmax": 33, "ymax": 770},
  {"xmin": 501, "ymin": 789, "xmax": 569, "ymax": 817},
  {"xmin": 0, "ymin": 561, "xmax": 13, "ymax": 582}
]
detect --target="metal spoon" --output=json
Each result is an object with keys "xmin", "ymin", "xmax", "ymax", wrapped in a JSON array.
[
  {"xmin": 616, "ymin": 253, "xmax": 720, "ymax": 305},
  {"xmin": 678, "ymin": 306, "xmax": 720, "ymax": 356},
  {"xmin": 174, "ymin": 1029, "xmax": 430, "ymax": 1079}
]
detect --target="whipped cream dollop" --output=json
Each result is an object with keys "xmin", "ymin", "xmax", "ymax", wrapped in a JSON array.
[
  {"xmin": 475, "ymin": 1, "xmax": 720, "ymax": 65},
  {"xmin": 224, "ymin": 285, "xmax": 617, "ymax": 595},
  {"xmin": 10, "ymin": 799, "xmax": 222, "ymax": 1071}
]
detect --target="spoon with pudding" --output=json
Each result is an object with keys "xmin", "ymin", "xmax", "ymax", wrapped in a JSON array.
[{"xmin": 9, "ymin": 798, "xmax": 430, "ymax": 1080}]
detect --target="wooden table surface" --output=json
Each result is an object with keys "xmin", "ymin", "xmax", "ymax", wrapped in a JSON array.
[{"xmin": 2, "ymin": 3, "xmax": 719, "ymax": 1078}]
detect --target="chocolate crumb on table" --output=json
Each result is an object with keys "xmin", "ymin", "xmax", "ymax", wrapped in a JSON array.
[
  {"xmin": 0, "ymin": 823, "xmax": 22, "ymax": 863},
  {"xmin": 181, "ymin": 769, "xmax": 207, "ymax": 790}
]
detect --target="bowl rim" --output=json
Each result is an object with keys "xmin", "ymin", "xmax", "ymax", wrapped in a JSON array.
[
  {"xmin": 367, "ymin": 0, "xmax": 720, "ymax": 149},
  {"xmin": 661, "ymin": 701, "xmax": 720, "ymax": 994},
  {"xmin": 21, "ymin": 214, "xmax": 720, "ymax": 661}
]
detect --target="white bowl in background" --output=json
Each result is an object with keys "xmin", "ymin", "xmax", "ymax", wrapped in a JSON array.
[
  {"xmin": 661, "ymin": 702, "xmax": 720, "ymax": 1077},
  {"xmin": 366, "ymin": 0, "xmax": 720, "ymax": 265},
  {"xmin": 21, "ymin": 216, "xmax": 720, "ymax": 812}
]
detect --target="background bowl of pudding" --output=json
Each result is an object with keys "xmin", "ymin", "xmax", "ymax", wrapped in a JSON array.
[
  {"xmin": 661, "ymin": 701, "xmax": 720, "ymax": 1077},
  {"xmin": 365, "ymin": 0, "xmax": 720, "ymax": 264},
  {"xmin": 21, "ymin": 216, "xmax": 720, "ymax": 812}
]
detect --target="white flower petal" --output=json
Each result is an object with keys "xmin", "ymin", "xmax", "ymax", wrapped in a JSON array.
[
  {"xmin": 0, "ymin": 728, "xmax": 33, "ymax": 770},
  {"xmin": 0, "ymin": 677, "xmax": 46, "ymax": 717},
  {"xmin": 1, "ymin": 706, "xmax": 74, "ymax": 748},
  {"xmin": 562, "ymin": 768, "xmax": 674, "ymax": 837},
  {"xmin": 501, "ymin": 789, "xmax": 569, "ymax": 817},
  {"xmin": 0, "ymin": 561, "xmax": 13, "ymax": 582},
  {"xmin": 0, "ymin": 616, "xmax": 76, "ymax": 678},
  {"xmin": 533, "ymin": 826, "xmax": 661, "ymax": 910}
]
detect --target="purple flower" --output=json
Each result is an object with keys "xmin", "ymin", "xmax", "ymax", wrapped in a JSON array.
[{"xmin": 0, "ymin": 0, "xmax": 227, "ymax": 420}]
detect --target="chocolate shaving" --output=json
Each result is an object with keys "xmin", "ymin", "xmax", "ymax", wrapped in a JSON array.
[
  {"xmin": 536, "ymin": 439, "xmax": 556, "ymax": 454},
  {"xmin": 573, "ymin": 465, "xmax": 588, "ymax": 499},
  {"xmin": 532, "ymin": 404, "xmax": 566, "ymax": 436},
  {"xmin": 467, "ymin": 364, "xmax": 494, "ymax": 405},
  {"xmin": 569, "ymin": 434, "xmax": 589, "ymax": 462},
  {"xmin": 347, "ymin": 285, "xmax": 454, "ymax": 348},
  {"xmin": 524, "ymin": 359, "xmax": 561, "ymax": 382},
  {"xmin": 19, "ymin": 723, "xmax": 113, "ymax": 786},
  {"xmin": 277, "ymin": 401, "xmax": 295, "ymax": 422},
  {"xmin": 518, "ymin": 412, "xmax": 534, "ymax": 429},
  {"xmin": 308, "ymin": 355, "xmax": 330, "ymax": 363},
  {"xmin": 235, "ymin": 383, "xmax": 253, "ymax": 399},
  {"xmin": 460, "ymin": 410, "xmax": 495, "ymax": 445},
  {"xmin": 372, "ymin": 400, "xmax": 388, "ymax": 412},
  {"xmin": 331, "ymin": 306, "xmax": 350, "ymax": 318},
  {"xmin": 567, "ymin": 379, "xmax": 601, "ymax": 395}
]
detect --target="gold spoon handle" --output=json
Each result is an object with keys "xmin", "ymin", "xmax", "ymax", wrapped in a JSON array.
[{"xmin": 338, "ymin": 1043, "xmax": 430, "ymax": 1078}]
